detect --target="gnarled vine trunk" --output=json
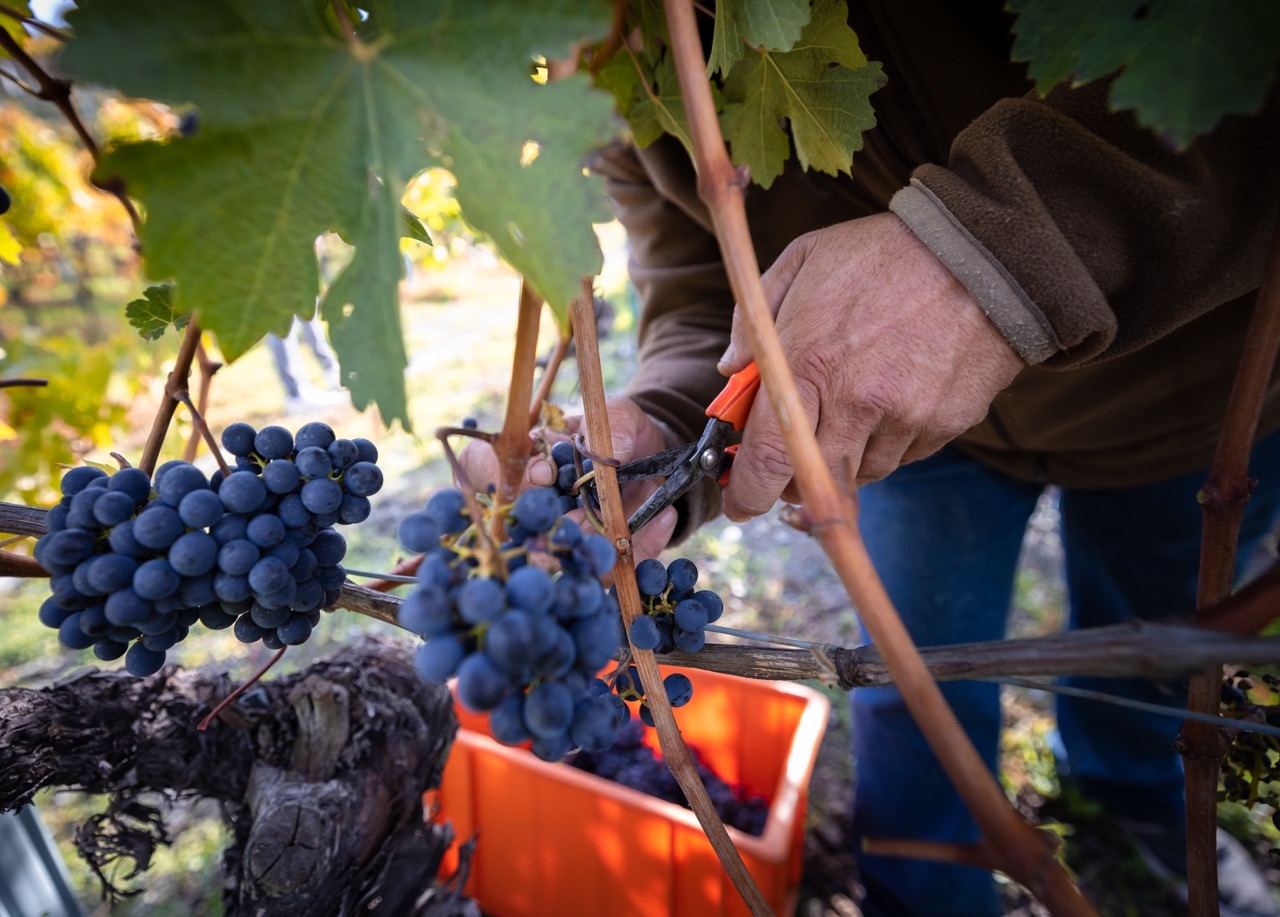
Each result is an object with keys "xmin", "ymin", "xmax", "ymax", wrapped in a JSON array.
[{"xmin": 0, "ymin": 636, "xmax": 474, "ymax": 917}]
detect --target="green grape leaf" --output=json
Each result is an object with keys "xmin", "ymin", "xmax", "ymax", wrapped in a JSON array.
[
  {"xmin": 1009, "ymin": 0, "xmax": 1280, "ymax": 148},
  {"xmin": 709, "ymin": 0, "xmax": 813, "ymax": 76},
  {"xmin": 720, "ymin": 0, "xmax": 884, "ymax": 189},
  {"xmin": 401, "ymin": 206, "xmax": 430, "ymax": 245},
  {"xmin": 125, "ymin": 283, "xmax": 188, "ymax": 341},
  {"xmin": 60, "ymin": 0, "xmax": 618, "ymax": 429},
  {"xmin": 596, "ymin": 51, "xmax": 694, "ymax": 151}
]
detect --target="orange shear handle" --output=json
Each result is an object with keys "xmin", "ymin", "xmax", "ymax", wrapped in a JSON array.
[{"xmin": 704, "ymin": 361, "xmax": 760, "ymax": 431}]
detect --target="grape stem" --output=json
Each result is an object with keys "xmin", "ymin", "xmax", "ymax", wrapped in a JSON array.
[
  {"xmin": 196, "ymin": 646, "xmax": 288, "ymax": 732},
  {"xmin": 528, "ymin": 328, "xmax": 572, "ymax": 429},
  {"xmin": 1182, "ymin": 211, "xmax": 1280, "ymax": 915},
  {"xmin": 173, "ymin": 389, "xmax": 230, "ymax": 476},
  {"xmin": 662, "ymin": 1, "xmax": 1094, "ymax": 909},
  {"xmin": 138, "ymin": 320, "xmax": 204, "ymax": 476},
  {"xmin": 181, "ymin": 340, "xmax": 223, "ymax": 464},
  {"xmin": 568, "ymin": 276, "xmax": 773, "ymax": 916}
]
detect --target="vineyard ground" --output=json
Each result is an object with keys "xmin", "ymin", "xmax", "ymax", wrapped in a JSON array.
[{"xmin": 3, "ymin": 242, "xmax": 1277, "ymax": 915}]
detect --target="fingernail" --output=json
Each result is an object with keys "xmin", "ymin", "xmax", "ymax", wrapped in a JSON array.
[
  {"xmin": 526, "ymin": 457, "xmax": 554, "ymax": 487},
  {"xmin": 718, "ymin": 342, "xmax": 736, "ymax": 370}
]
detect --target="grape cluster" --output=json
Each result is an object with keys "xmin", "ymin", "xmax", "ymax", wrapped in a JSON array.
[
  {"xmin": 397, "ymin": 485, "xmax": 629, "ymax": 762},
  {"xmin": 34, "ymin": 421, "xmax": 380, "ymax": 676},
  {"xmin": 568, "ymin": 719, "xmax": 770, "ymax": 836},
  {"xmin": 625, "ymin": 557, "xmax": 722, "ymax": 655}
]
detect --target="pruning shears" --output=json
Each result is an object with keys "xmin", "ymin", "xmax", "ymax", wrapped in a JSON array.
[{"xmin": 613, "ymin": 361, "xmax": 762, "ymax": 534}]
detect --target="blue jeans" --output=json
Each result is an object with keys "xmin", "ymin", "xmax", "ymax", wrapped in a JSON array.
[{"xmin": 850, "ymin": 431, "xmax": 1280, "ymax": 917}]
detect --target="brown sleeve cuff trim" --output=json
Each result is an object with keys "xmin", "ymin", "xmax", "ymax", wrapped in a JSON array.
[{"xmin": 890, "ymin": 179, "xmax": 1062, "ymax": 364}]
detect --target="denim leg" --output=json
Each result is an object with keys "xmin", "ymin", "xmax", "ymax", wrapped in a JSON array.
[
  {"xmin": 1055, "ymin": 428, "xmax": 1280, "ymax": 830},
  {"xmin": 852, "ymin": 447, "xmax": 1043, "ymax": 917}
]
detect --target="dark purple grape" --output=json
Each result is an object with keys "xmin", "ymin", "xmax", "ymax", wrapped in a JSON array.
[
  {"xmin": 60, "ymin": 466, "xmax": 108, "ymax": 496},
  {"xmin": 512, "ymin": 487, "xmax": 560, "ymax": 533},
  {"xmin": 489, "ymin": 693, "xmax": 531, "ymax": 745},
  {"xmin": 425, "ymin": 489, "xmax": 469, "ymax": 534},
  {"xmin": 125, "ymin": 643, "xmax": 166, "ymax": 677},
  {"xmin": 221, "ymin": 422, "xmax": 257, "ymax": 457},
  {"xmin": 628, "ymin": 615, "xmax": 661, "ymax": 651},
  {"xmin": 457, "ymin": 577, "xmax": 506, "ymax": 624},
  {"xmin": 261, "ymin": 459, "xmax": 301, "ymax": 494},
  {"xmin": 523, "ymin": 681, "xmax": 574, "ymax": 738},
  {"xmin": 352, "ymin": 438, "xmax": 378, "ymax": 464},
  {"xmin": 663, "ymin": 673, "xmax": 693, "ymax": 707},
  {"xmin": 667, "ymin": 558, "xmax": 698, "ymax": 593},
  {"xmin": 673, "ymin": 627, "xmax": 705, "ymax": 653},
  {"xmin": 506, "ymin": 565, "xmax": 555, "ymax": 614},
  {"xmin": 310, "ymin": 529, "xmax": 346, "ymax": 566},
  {"xmin": 246, "ymin": 513, "xmax": 286, "ymax": 549},
  {"xmin": 178, "ymin": 488, "xmax": 224, "ymax": 528},
  {"xmin": 133, "ymin": 558, "xmax": 180, "ymax": 600},
  {"xmin": 277, "ymin": 613, "xmax": 314, "ymax": 645},
  {"xmin": 156, "ymin": 463, "xmax": 208, "ymax": 506},
  {"xmin": 416, "ymin": 634, "xmax": 466, "ymax": 682},
  {"xmin": 300, "ymin": 478, "xmax": 343, "ymax": 514},
  {"xmin": 343, "ymin": 461, "xmax": 383, "ymax": 497},
  {"xmin": 294, "ymin": 446, "xmax": 332, "ymax": 480},
  {"xmin": 219, "ymin": 471, "xmax": 267, "ymax": 514},
  {"xmin": 107, "ymin": 467, "xmax": 153, "ymax": 504},
  {"xmin": 169, "ymin": 531, "xmax": 218, "ymax": 577},
  {"xmin": 92, "ymin": 490, "xmax": 138, "ymax": 527},
  {"xmin": 327, "ymin": 439, "xmax": 359, "ymax": 470},
  {"xmin": 294, "ymin": 421, "xmax": 335, "ymax": 450},
  {"xmin": 338, "ymin": 493, "xmax": 371, "ymax": 524},
  {"xmin": 455, "ymin": 653, "xmax": 508, "ymax": 712},
  {"xmin": 254, "ymin": 425, "xmax": 294, "ymax": 461}
]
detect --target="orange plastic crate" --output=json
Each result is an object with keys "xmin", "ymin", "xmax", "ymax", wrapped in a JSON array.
[{"xmin": 431, "ymin": 667, "xmax": 830, "ymax": 917}]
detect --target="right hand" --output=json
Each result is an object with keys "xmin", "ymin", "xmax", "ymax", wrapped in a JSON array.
[{"xmin": 457, "ymin": 397, "xmax": 679, "ymax": 564}]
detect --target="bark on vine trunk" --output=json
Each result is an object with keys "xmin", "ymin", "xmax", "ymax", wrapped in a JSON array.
[{"xmin": 0, "ymin": 636, "xmax": 474, "ymax": 917}]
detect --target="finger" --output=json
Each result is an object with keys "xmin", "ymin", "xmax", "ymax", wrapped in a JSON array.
[
  {"xmin": 629, "ymin": 505, "xmax": 677, "ymax": 564},
  {"xmin": 526, "ymin": 455, "xmax": 556, "ymax": 487},
  {"xmin": 718, "ymin": 236, "xmax": 808, "ymax": 375},
  {"xmin": 457, "ymin": 440, "xmax": 501, "ymax": 494},
  {"xmin": 721, "ymin": 392, "xmax": 804, "ymax": 522},
  {"xmin": 852, "ymin": 429, "xmax": 915, "ymax": 486}
]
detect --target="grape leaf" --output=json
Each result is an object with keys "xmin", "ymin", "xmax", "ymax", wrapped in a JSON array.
[
  {"xmin": 125, "ymin": 283, "xmax": 188, "ymax": 341},
  {"xmin": 0, "ymin": 3, "xmax": 33, "ymax": 55},
  {"xmin": 720, "ymin": 0, "xmax": 884, "ymax": 189},
  {"xmin": 596, "ymin": 52, "xmax": 694, "ymax": 152},
  {"xmin": 1009, "ymin": 0, "xmax": 1280, "ymax": 148},
  {"xmin": 59, "ymin": 0, "xmax": 618, "ymax": 429},
  {"xmin": 709, "ymin": 0, "xmax": 813, "ymax": 76}
]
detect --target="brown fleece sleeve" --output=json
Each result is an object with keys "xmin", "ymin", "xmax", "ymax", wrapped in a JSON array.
[{"xmin": 908, "ymin": 78, "xmax": 1280, "ymax": 368}]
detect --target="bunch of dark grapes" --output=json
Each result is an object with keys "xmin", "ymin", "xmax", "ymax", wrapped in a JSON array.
[
  {"xmin": 625, "ymin": 557, "xmax": 721, "ymax": 655},
  {"xmin": 34, "ymin": 421, "xmax": 381, "ymax": 677},
  {"xmin": 569, "ymin": 719, "xmax": 770, "ymax": 836},
  {"xmin": 1219, "ymin": 670, "xmax": 1280, "ymax": 838},
  {"xmin": 397, "ymin": 485, "xmax": 630, "ymax": 762}
]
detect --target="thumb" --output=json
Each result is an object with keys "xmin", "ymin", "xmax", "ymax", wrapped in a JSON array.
[{"xmin": 717, "ymin": 236, "xmax": 807, "ymax": 375}]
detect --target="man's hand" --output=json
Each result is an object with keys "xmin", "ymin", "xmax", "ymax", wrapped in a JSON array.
[
  {"xmin": 456, "ymin": 397, "xmax": 679, "ymax": 562},
  {"xmin": 717, "ymin": 212, "xmax": 1024, "ymax": 522}
]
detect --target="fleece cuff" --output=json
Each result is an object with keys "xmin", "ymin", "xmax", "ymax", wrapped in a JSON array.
[{"xmin": 890, "ymin": 179, "xmax": 1062, "ymax": 364}]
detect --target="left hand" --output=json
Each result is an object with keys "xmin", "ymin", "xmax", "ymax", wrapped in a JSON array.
[{"xmin": 716, "ymin": 212, "xmax": 1025, "ymax": 521}]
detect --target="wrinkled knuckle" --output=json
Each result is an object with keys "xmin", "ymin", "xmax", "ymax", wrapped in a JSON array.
[{"xmin": 750, "ymin": 438, "xmax": 795, "ymax": 485}]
